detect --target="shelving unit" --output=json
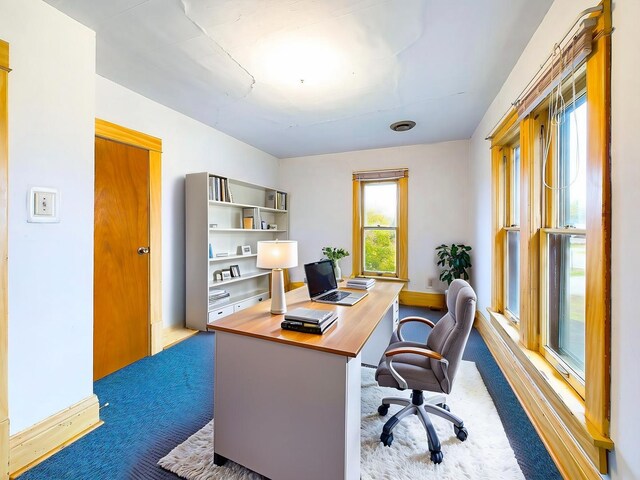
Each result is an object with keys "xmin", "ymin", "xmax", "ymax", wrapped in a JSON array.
[{"xmin": 185, "ymin": 172, "xmax": 289, "ymax": 330}]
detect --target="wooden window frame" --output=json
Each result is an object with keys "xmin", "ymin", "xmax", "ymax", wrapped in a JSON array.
[
  {"xmin": 486, "ymin": 2, "xmax": 612, "ymax": 475},
  {"xmin": 1, "ymin": 38, "xmax": 9, "ymax": 480},
  {"xmin": 352, "ymin": 171, "xmax": 408, "ymax": 281}
]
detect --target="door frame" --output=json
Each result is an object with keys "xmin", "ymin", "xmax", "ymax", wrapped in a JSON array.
[
  {"xmin": 1, "ymin": 39, "xmax": 10, "ymax": 480},
  {"xmin": 95, "ymin": 118, "xmax": 163, "ymax": 355}
]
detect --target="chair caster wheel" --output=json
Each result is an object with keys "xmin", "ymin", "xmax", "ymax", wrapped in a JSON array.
[
  {"xmin": 378, "ymin": 404, "xmax": 390, "ymax": 416},
  {"xmin": 380, "ymin": 432, "xmax": 394, "ymax": 447},
  {"xmin": 430, "ymin": 450, "xmax": 443, "ymax": 464},
  {"xmin": 437, "ymin": 403, "xmax": 450, "ymax": 412},
  {"xmin": 454, "ymin": 425, "xmax": 468, "ymax": 441}
]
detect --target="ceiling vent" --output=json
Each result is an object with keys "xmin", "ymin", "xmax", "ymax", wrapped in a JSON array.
[{"xmin": 390, "ymin": 120, "xmax": 416, "ymax": 132}]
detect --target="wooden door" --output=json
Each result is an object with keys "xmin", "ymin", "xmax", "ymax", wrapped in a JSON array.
[{"xmin": 94, "ymin": 137, "xmax": 150, "ymax": 380}]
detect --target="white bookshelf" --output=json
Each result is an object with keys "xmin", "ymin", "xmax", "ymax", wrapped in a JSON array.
[{"xmin": 185, "ymin": 172, "xmax": 289, "ymax": 330}]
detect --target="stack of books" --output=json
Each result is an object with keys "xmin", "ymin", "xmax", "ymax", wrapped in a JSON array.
[
  {"xmin": 281, "ymin": 308, "xmax": 338, "ymax": 335},
  {"xmin": 208, "ymin": 175, "xmax": 233, "ymax": 202},
  {"xmin": 209, "ymin": 289, "xmax": 230, "ymax": 307},
  {"xmin": 346, "ymin": 278, "xmax": 376, "ymax": 290}
]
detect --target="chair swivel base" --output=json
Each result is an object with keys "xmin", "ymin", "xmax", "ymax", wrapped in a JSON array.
[{"xmin": 378, "ymin": 390, "xmax": 468, "ymax": 464}]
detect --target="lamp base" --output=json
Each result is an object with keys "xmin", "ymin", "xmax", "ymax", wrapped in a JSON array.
[{"xmin": 270, "ymin": 268, "xmax": 287, "ymax": 314}]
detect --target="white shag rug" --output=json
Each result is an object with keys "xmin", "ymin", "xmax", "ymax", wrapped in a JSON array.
[{"xmin": 159, "ymin": 361, "xmax": 524, "ymax": 480}]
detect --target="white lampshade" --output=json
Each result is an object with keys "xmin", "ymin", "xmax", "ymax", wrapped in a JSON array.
[{"xmin": 256, "ymin": 241, "xmax": 298, "ymax": 269}]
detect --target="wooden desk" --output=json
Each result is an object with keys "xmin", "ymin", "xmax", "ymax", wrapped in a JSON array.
[{"xmin": 210, "ymin": 282, "xmax": 402, "ymax": 480}]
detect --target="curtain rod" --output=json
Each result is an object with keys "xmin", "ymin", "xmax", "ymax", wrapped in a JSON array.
[{"xmin": 485, "ymin": 3, "xmax": 603, "ymax": 141}]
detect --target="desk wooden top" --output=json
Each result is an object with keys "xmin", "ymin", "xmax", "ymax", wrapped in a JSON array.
[{"xmin": 209, "ymin": 282, "xmax": 403, "ymax": 358}]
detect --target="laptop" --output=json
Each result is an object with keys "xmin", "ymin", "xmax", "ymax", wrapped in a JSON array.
[{"xmin": 304, "ymin": 260, "xmax": 368, "ymax": 306}]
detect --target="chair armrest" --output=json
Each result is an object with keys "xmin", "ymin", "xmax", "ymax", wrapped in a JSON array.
[
  {"xmin": 396, "ymin": 316, "xmax": 436, "ymax": 342},
  {"xmin": 384, "ymin": 346, "xmax": 448, "ymax": 390},
  {"xmin": 385, "ymin": 346, "xmax": 444, "ymax": 361}
]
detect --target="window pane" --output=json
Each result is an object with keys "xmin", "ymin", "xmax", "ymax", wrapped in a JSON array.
[
  {"xmin": 364, "ymin": 229, "xmax": 396, "ymax": 273},
  {"xmin": 558, "ymin": 96, "xmax": 587, "ymax": 229},
  {"xmin": 363, "ymin": 182, "xmax": 397, "ymax": 227},
  {"xmin": 506, "ymin": 230, "xmax": 520, "ymax": 319},
  {"xmin": 547, "ymin": 233, "xmax": 586, "ymax": 378},
  {"xmin": 513, "ymin": 146, "xmax": 520, "ymax": 226}
]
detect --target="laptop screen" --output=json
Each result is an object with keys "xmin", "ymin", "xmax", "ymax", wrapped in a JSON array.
[{"xmin": 304, "ymin": 260, "xmax": 338, "ymax": 297}]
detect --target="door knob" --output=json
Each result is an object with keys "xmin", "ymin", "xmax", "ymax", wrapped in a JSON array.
[{"xmin": 137, "ymin": 247, "xmax": 150, "ymax": 255}]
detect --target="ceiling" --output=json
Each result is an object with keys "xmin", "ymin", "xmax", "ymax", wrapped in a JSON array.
[{"xmin": 45, "ymin": 0, "xmax": 553, "ymax": 158}]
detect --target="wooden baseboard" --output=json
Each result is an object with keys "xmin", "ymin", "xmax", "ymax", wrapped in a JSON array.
[
  {"xmin": 398, "ymin": 290, "xmax": 445, "ymax": 309},
  {"xmin": 1, "ymin": 419, "xmax": 8, "ymax": 480},
  {"xmin": 9, "ymin": 395, "xmax": 102, "ymax": 477},
  {"xmin": 475, "ymin": 311, "xmax": 609, "ymax": 479},
  {"xmin": 163, "ymin": 326, "xmax": 198, "ymax": 350},
  {"xmin": 150, "ymin": 321, "xmax": 164, "ymax": 355}
]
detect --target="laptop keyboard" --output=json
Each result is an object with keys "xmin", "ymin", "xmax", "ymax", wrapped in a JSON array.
[{"xmin": 318, "ymin": 291, "xmax": 350, "ymax": 302}]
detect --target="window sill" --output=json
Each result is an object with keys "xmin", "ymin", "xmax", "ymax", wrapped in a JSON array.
[
  {"xmin": 356, "ymin": 275, "xmax": 408, "ymax": 283},
  {"xmin": 480, "ymin": 309, "xmax": 612, "ymax": 475}
]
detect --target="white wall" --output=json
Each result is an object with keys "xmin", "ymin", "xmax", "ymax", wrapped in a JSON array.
[
  {"xmin": 609, "ymin": 1, "xmax": 640, "ymax": 478},
  {"xmin": 95, "ymin": 76, "xmax": 279, "ymax": 329},
  {"xmin": 468, "ymin": 0, "xmax": 640, "ymax": 478},
  {"xmin": 279, "ymin": 141, "xmax": 471, "ymax": 292},
  {"xmin": 0, "ymin": 0, "xmax": 96, "ymax": 433}
]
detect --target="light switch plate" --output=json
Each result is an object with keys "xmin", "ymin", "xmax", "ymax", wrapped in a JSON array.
[{"xmin": 28, "ymin": 187, "xmax": 59, "ymax": 223}]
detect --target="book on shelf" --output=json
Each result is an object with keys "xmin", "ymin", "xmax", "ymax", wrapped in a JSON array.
[
  {"xmin": 275, "ymin": 192, "xmax": 287, "ymax": 210},
  {"xmin": 208, "ymin": 175, "xmax": 233, "ymax": 203},
  {"xmin": 346, "ymin": 278, "xmax": 376, "ymax": 290},
  {"xmin": 209, "ymin": 289, "xmax": 229, "ymax": 300},
  {"xmin": 281, "ymin": 314, "xmax": 337, "ymax": 335},
  {"xmin": 242, "ymin": 207, "xmax": 260, "ymax": 229},
  {"xmin": 284, "ymin": 307, "xmax": 334, "ymax": 325}
]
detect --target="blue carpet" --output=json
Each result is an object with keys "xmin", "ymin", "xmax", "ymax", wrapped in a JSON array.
[
  {"xmin": 19, "ymin": 333, "xmax": 216, "ymax": 480},
  {"xmin": 19, "ymin": 306, "xmax": 561, "ymax": 479}
]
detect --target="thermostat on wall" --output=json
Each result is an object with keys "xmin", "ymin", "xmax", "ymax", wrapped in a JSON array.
[{"xmin": 28, "ymin": 187, "xmax": 59, "ymax": 223}]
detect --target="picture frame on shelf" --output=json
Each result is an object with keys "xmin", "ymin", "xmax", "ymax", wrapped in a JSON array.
[
  {"xmin": 230, "ymin": 265, "xmax": 241, "ymax": 277},
  {"xmin": 221, "ymin": 269, "xmax": 232, "ymax": 281},
  {"xmin": 239, "ymin": 245, "xmax": 252, "ymax": 255}
]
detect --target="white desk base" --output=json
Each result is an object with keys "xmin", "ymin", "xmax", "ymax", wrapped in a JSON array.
[{"xmin": 214, "ymin": 332, "xmax": 361, "ymax": 480}]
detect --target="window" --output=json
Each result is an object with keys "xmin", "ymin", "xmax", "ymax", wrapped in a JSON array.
[
  {"xmin": 487, "ymin": 5, "xmax": 611, "ymax": 473},
  {"xmin": 352, "ymin": 169, "xmax": 408, "ymax": 279},
  {"xmin": 362, "ymin": 182, "xmax": 397, "ymax": 274},
  {"xmin": 541, "ymin": 93, "xmax": 587, "ymax": 395},
  {"xmin": 505, "ymin": 144, "xmax": 521, "ymax": 322}
]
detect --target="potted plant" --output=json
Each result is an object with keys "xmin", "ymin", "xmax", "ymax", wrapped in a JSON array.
[
  {"xmin": 322, "ymin": 247, "xmax": 350, "ymax": 281},
  {"xmin": 436, "ymin": 243, "xmax": 472, "ymax": 286}
]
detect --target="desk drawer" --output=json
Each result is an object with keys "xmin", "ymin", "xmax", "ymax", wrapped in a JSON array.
[
  {"xmin": 234, "ymin": 293, "xmax": 267, "ymax": 313},
  {"xmin": 208, "ymin": 305, "xmax": 234, "ymax": 323}
]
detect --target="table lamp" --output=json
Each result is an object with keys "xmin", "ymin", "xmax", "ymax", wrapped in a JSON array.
[{"xmin": 256, "ymin": 240, "xmax": 298, "ymax": 314}]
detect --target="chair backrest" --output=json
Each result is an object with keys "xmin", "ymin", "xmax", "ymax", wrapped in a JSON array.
[{"xmin": 425, "ymin": 279, "xmax": 477, "ymax": 393}]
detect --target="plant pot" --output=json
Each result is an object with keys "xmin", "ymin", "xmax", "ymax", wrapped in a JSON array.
[{"xmin": 334, "ymin": 261, "xmax": 342, "ymax": 282}]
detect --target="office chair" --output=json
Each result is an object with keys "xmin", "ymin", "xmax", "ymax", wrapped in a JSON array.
[{"xmin": 375, "ymin": 279, "xmax": 477, "ymax": 463}]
